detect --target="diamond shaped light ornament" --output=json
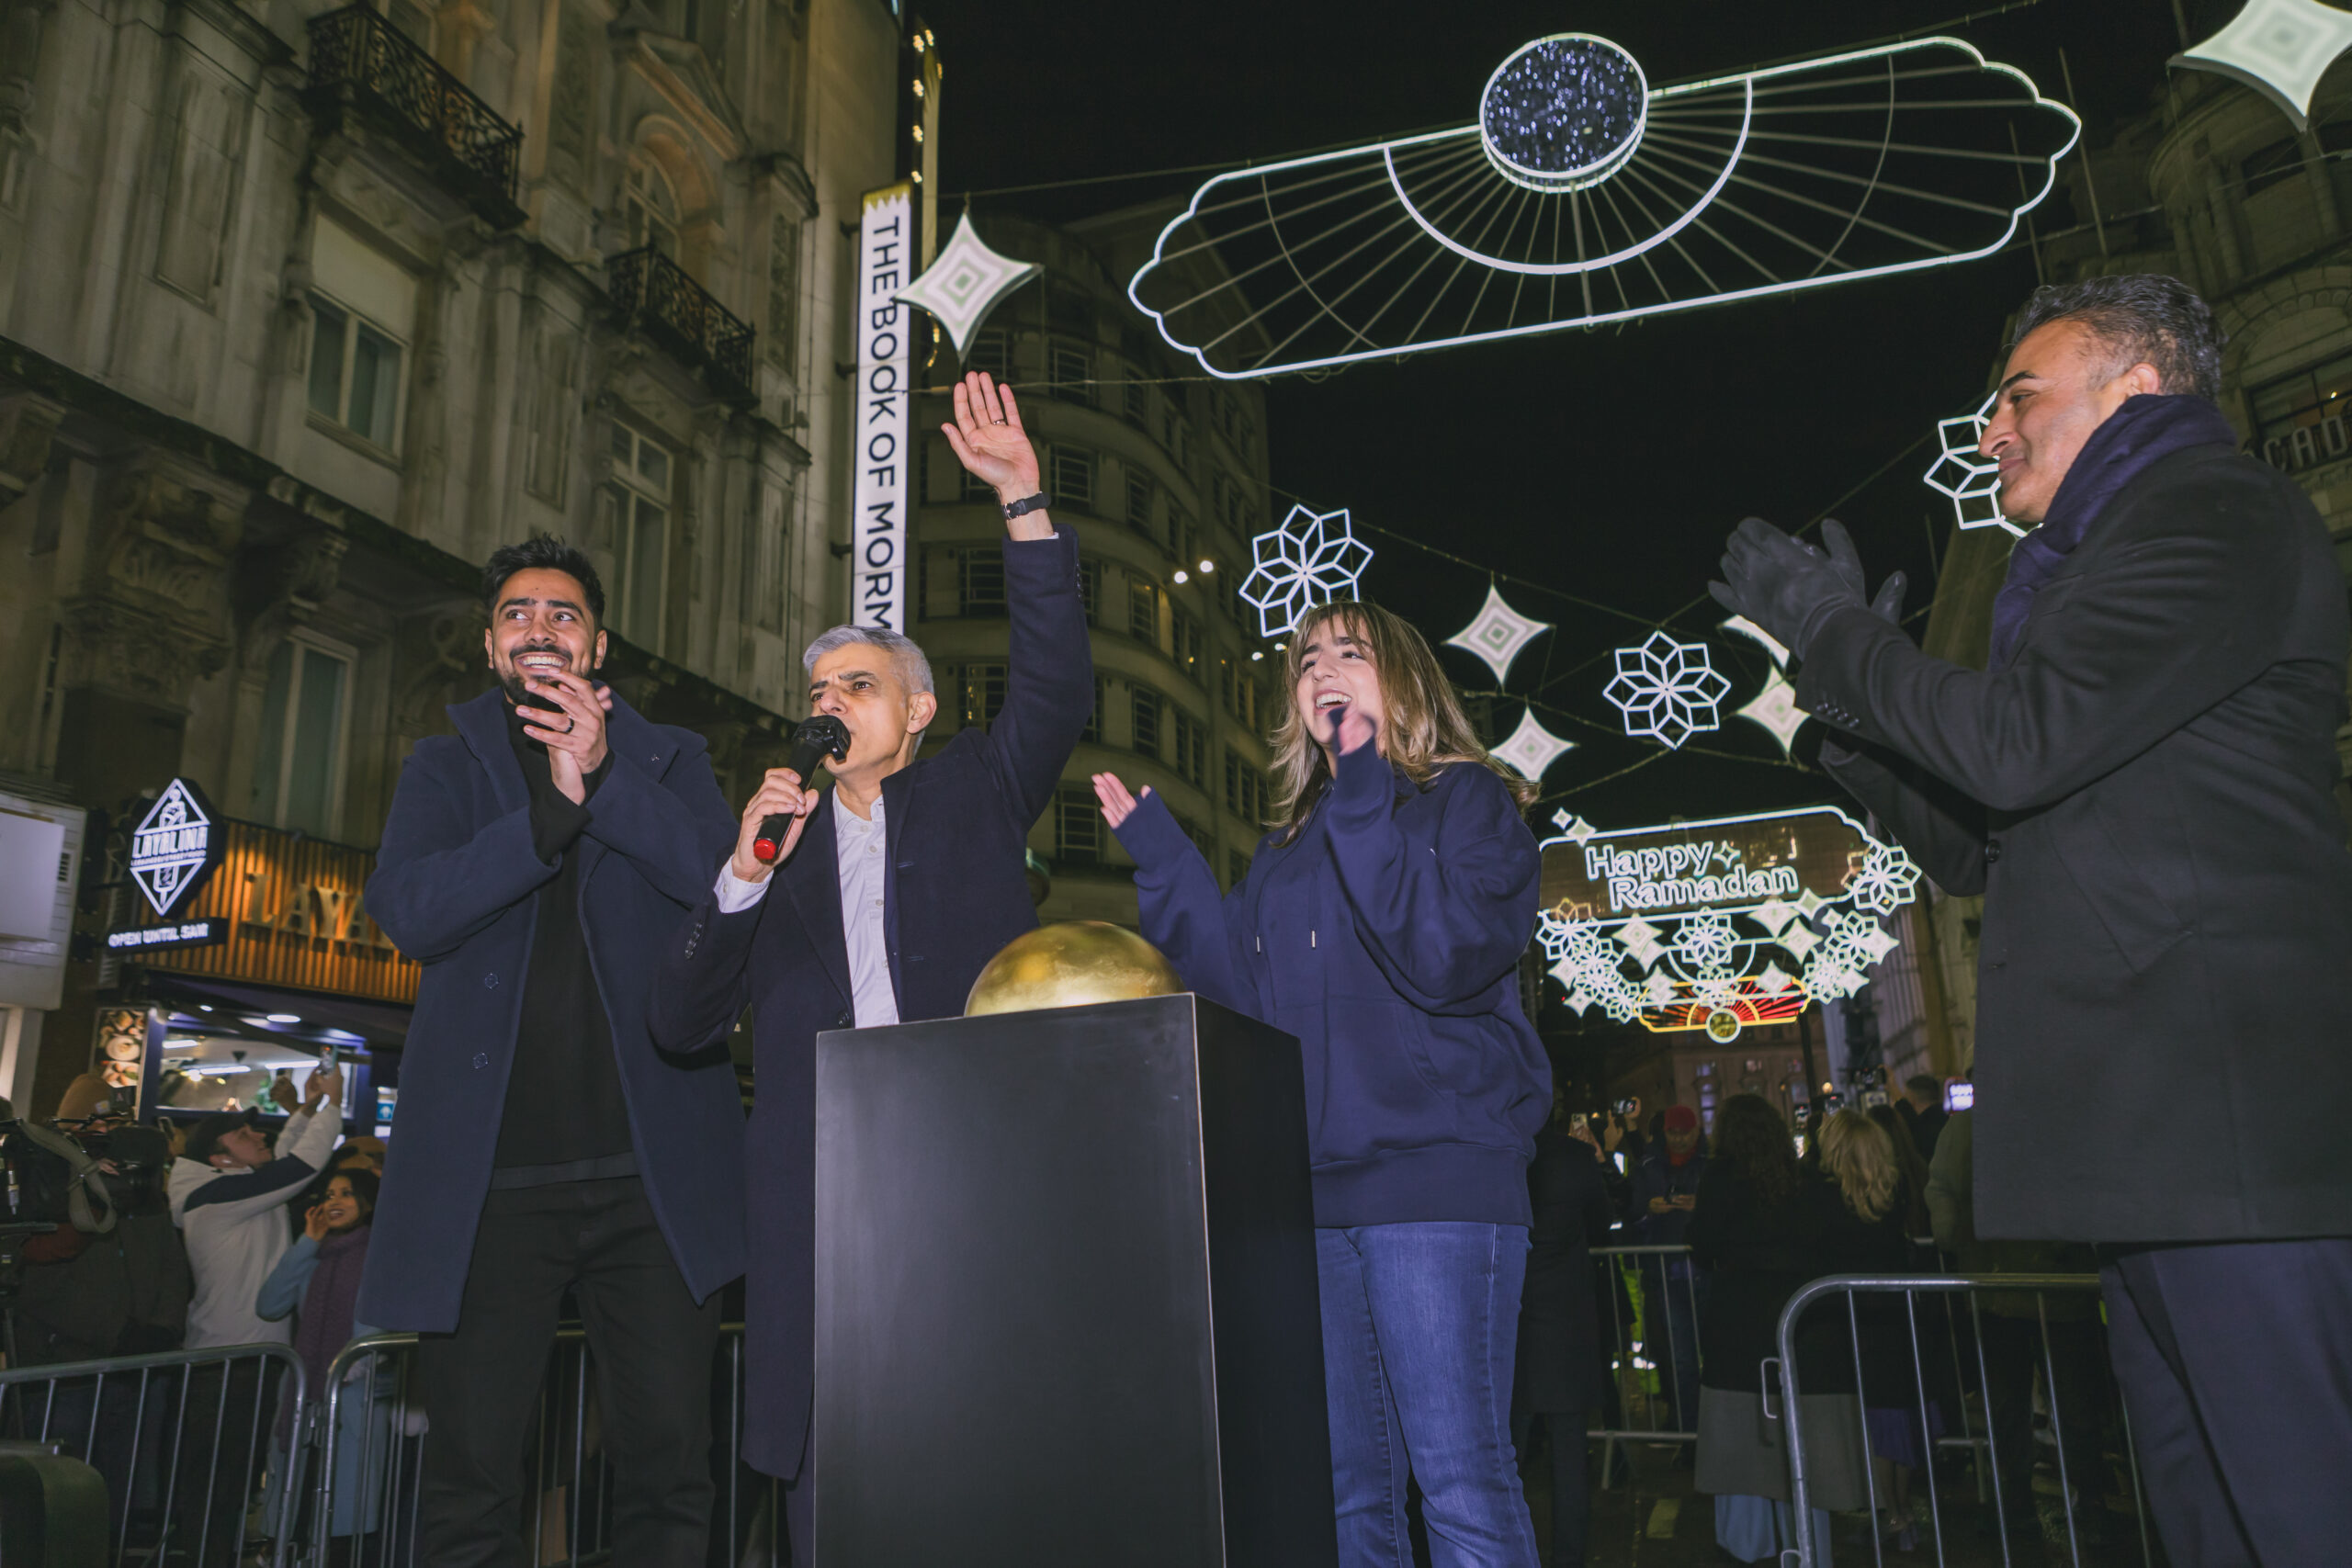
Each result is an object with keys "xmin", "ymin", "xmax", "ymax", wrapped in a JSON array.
[
  {"xmin": 1603, "ymin": 631, "xmax": 1732, "ymax": 749},
  {"xmin": 2177, "ymin": 0, "xmax": 2352, "ymax": 131},
  {"xmin": 1238, "ymin": 504, "xmax": 1374, "ymax": 637},
  {"xmin": 890, "ymin": 212, "xmax": 1042, "ymax": 355},
  {"xmin": 1445, "ymin": 583, "xmax": 1553, "ymax": 682},
  {"xmin": 1923, "ymin": 389, "xmax": 2018, "ymax": 536},
  {"xmin": 1491, "ymin": 707, "xmax": 1577, "ymax": 780},
  {"xmin": 1720, "ymin": 615, "xmax": 1808, "ymax": 755}
]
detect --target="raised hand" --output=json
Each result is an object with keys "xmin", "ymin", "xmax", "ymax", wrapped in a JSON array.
[
  {"xmin": 1092, "ymin": 773, "xmax": 1149, "ymax": 829},
  {"xmin": 941, "ymin": 371, "xmax": 1043, "ymax": 507},
  {"xmin": 303, "ymin": 1202, "xmax": 332, "ymax": 1243},
  {"xmin": 1317, "ymin": 701, "xmax": 1377, "ymax": 760},
  {"xmin": 517, "ymin": 668, "xmax": 612, "ymax": 804}
]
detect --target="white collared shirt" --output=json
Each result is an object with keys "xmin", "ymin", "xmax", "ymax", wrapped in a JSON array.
[{"xmin": 711, "ymin": 789, "xmax": 900, "ymax": 1029}]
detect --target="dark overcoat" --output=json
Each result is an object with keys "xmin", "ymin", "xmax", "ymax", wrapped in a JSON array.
[
  {"xmin": 1799, "ymin": 442, "xmax": 2352, "ymax": 1244},
  {"xmin": 645, "ymin": 526, "xmax": 1094, "ymax": 1481},
  {"xmin": 358, "ymin": 689, "xmax": 746, "ymax": 1331},
  {"xmin": 1513, "ymin": 1129, "xmax": 1616, "ymax": 1414}
]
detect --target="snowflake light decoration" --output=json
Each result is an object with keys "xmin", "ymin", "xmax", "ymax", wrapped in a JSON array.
[
  {"xmin": 1845, "ymin": 843, "xmax": 1922, "ymax": 916},
  {"xmin": 1238, "ymin": 504, "xmax": 1373, "ymax": 637},
  {"xmin": 1604, "ymin": 631, "xmax": 1731, "ymax": 749},
  {"xmin": 2177, "ymin": 0, "xmax": 2352, "ymax": 132},
  {"xmin": 1445, "ymin": 584, "xmax": 1553, "ymax": 682},
  {"xmin": 1802, "ymin": 908, "xmax": 1900, "ymax": 1000},
  {"xmin": 1540, "ymin": 915, "xmax": 1645, "ymax": 1022},
  {"xmin": 891, "ymin": 211, "xmax": 1042, "ymax": 355},
  {"xmin": 1923, "ymin": 389, "xmax": 2017, "ymax": 536},
  {"xmin": 1492, "ymin": 707, "xmax": 1577, "ymax": 780},
  {"xmin": 1672, "ymin": 910, "xmax": 1738, "ymax": 976}
]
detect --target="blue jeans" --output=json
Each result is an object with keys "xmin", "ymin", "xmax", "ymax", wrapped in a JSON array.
[{"xmin": 1317, "ymin": 1223, "xmax": 1541, "ymax": 1568}]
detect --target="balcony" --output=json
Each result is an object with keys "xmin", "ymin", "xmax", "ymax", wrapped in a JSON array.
[
  {"xmin": 606, "ymin": 246, "xmax": 756, "ymax": 404},
  {"xmin": 303, "ymin": 6, "xmax": 525, "ymax": 229}
]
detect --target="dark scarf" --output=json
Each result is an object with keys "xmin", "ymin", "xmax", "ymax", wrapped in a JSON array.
[
  {"xmin": 278, "ymin": 1224, "xmax": 372, "ymax": 1447},
  {"xmin": 1987, "ymin": 394, "xmax": 2237, "ymax": 671}
]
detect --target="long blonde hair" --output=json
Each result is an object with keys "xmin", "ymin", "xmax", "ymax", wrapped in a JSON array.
[
  {"xmin": 1816, "ymin": 1108, "xmax": 1900, "ymax": 1223},
  {"xmin": 1266, "ymin": 600, "xmax": 1538, "ymax": 846}
]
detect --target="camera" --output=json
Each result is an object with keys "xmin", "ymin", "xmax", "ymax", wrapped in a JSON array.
[{"xmin": 0, "ymin": 1120, "xmax": 174, "ymax": 1229}]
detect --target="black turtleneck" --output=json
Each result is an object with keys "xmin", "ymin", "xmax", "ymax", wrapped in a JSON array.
[{"xmin": 492, "ymin": 700, "xmax": 637, "ymax": 1183}]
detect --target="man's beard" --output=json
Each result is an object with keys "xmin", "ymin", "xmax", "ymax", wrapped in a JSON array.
[{"xmin": 498, "ymin": 647, "xmax": 571, "ymax": 710}]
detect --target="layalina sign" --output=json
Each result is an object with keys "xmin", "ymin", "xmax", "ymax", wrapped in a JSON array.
[{"xmin": 114, "ymin": 779, "xmax": 226, "ymax": 952}]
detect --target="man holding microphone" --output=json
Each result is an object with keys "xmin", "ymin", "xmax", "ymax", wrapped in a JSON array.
[{"xmin": 648, "ymin": 370, "xmax": 1094, "ymax": 1564}]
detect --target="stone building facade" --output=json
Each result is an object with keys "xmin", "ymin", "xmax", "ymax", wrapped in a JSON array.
[
  {"xmin": 0, "ymin": 0, "xmax": 906, "ymax": 1114},
  {"xmin": 1869, "ymin": 60, "xmax": 2352, "ymax": 1090},
  {"xmin": 910, "ymin": 209, "xmax": 1283, "ymax": 928}
]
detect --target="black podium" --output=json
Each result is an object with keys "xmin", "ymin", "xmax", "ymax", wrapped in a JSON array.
[{"xmin": 814, "ymin": 992, "xmax": 1336, "ymax": 1568}]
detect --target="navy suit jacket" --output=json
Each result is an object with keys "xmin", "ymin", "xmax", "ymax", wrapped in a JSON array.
[
  {"xmin": 648, "ymin": 525, "xmax": 1094, "ymax": 1481},
  {"xmin": 359, "ymin": 687, "xmax": 746, "ymax": 1331}
]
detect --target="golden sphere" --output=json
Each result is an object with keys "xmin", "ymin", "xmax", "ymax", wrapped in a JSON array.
[{"xmin": 963, "ymin": 921, "xmax": 1185, "ymax": 1017}]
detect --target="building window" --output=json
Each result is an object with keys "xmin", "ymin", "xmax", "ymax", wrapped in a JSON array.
[
  {"xmin": 623, "ymin": 156, "xmax": 681, "ymax": 258},
  {"xmin": 1227, "ymin": 848, "xmax": 1252, "ymax": 890},
  {"xmin": 1125, "ymin": 472, "xmax": 1156, "ymax": 538},
  {"xmin": 2253, "ymin": 350, "xmax": 2352, "ymax": 473},
  {"xmin": 958, "ymin": 662, "xmax": 1008, "ymax": 728},
  {"xmin": 1123, "ymin": 369, "xmax": 1150, "ymax": 427},
  {"xmin": 1048, "ymin": 339, "xmax": 1093, "ymax": 403},
  {"xmin": 1132, "ymin": 686, "xmax": 1159, "ymax": 757},
  {"xmin": 965, "ymin": 327, "xmax": 1010, "ymax": 381},
  {"xmin": 1170, "ymin": 705, "xmax": 1205, "ymax": 786},
  {"xmin": 251, "ymin": 633, "xmax": 354, "ymax": 840},
  {"xmin": 962, "ymin": 461, "xmax": 998, "ymax": 503},
  {"xmin": 1079, "ymin": 557, "xmax": 1101, "ymax": 626},
  {"xmin": 1226, "ymin": 748, "xmax": 1269, "ymax": 824},
  {"xmin": 1170, "ymin": 604, "xmax": 1204, "ymax": 682},
  {"xmin": 307, "ymin": 296, "xmax": 405, "ymax": 451},
  {"xmin": 1056, "ymin": 785, "xmax": 1102, "ymax": 863},
  {"xmin": 957, "ymin": 548, "xmax": 1006, "ymax": 615},
  {"xmin": 1219, "ymin": 657, "xmax": 1260, "ymax": 730},
  {"xmin": 1128, "ymin": 579, "xmax": 1159, "ymax": 645},
  {"xmin": 766, "ymin": 214, "xmax": 801, "ymax": 375},
  {"xmin": 1177, "ymin": 814, "xmax": 1215, "ymax": 862},
  {"xmin": 604, "ymin": 423, "xmax": 672, "ymax": 647},
  {"xmin": 1050, "ymin": 446, "xmax": 1094, "ymax": 508},
  {"xmin": 1082, "ymin": 676, "xmax": 1103, "ymax": 743}
]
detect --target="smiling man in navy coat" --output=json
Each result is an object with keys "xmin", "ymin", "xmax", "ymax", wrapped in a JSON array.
[
  {"xmin": 648, "ymin": 370, "xmax": 1093, "ymax": 1564},
  {"xmin": 362, "ymin": 537, "xmax": 743, "ymax": 1568}
]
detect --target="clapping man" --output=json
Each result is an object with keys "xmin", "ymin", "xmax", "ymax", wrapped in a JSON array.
[
  {"xmin": 647, "ymin": 371, "xmax": 1094, "ymax": 1565},
  {"xmin": 1711, "ymin": 275, "xmax": 2352, "ymax": 1564},
  {"xmin": 362, "ymin": 537, "xmax": 744, "ymax": 1567}
]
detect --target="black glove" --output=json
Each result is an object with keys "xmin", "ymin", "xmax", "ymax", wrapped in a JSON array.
[{"xmin": 1708, "ymin": 517, "xmax": 1890, "ymax": 659}]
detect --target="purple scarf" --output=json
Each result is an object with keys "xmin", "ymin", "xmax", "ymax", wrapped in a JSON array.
[
  {"xmin": 1987, "ymin": 394, "xmax": 2237, "ymax": 671},
  {"xmin": 279, "ymin": 1224, "xmax": 371, "ymax": 1446}
]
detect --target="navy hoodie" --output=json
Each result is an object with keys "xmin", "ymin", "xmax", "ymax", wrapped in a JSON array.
[{"xmin": 1114, "ymin": 740, "xmax": 1550, "ymax": 1227}]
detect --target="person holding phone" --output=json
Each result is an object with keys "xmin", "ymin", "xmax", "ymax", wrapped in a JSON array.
[{"xmin": 1094, "ymin": 600, "xmax": 1550, "ymax": 1568}]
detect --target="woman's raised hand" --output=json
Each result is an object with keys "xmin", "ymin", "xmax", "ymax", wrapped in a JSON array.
[{"xmin": 1092, "ymin": 773, "xmax": 1148, "ymax": 829}]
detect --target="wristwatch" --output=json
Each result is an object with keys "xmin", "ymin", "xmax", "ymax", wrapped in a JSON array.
[{"xmin": 1001, "ymin": 491, "xmax": 1052, "ymax": 521}]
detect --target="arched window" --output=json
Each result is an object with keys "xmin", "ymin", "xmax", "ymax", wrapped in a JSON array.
[{"xmin": 623, "ymin": 157, "xmax": 680, "ymax": 259}]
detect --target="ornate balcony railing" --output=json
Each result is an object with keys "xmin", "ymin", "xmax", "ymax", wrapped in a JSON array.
[
  {"xmin": 607, "ymin": 246, "xmax": 757, "ymax": 404},
  {"xmin": 304, "ymin": 6, "xmax": 524, "ymax": 228}
]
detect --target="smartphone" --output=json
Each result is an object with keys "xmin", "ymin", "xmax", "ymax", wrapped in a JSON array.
[{"xmin": 1568, "ymin": 1112, "xmax": 1589, "ymax": 1135}]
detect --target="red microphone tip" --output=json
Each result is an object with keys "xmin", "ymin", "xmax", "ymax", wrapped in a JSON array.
[{"xmin": 752, "ymin": 838, "xmax": 779, "ymax": 863}]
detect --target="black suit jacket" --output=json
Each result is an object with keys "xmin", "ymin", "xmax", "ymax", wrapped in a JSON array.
[
  {"xmin": 1798, "ymin": 443, "xmax": 2352, "ymax": 1243},
  {"xmin": 1514, "ymin": 1130, "xmax": 1616, "ymax": 1413},
  {"xmin": 646, "ymin": 525, "xmax": 1095, "ymax": 1480}
]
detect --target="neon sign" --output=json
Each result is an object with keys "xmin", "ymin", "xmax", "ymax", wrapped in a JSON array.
[
  {"xmin": 1537, "ymin": 805, "xmax": 1918, "ymax": 1042},
  {"xmin": 128, "ymin": 779, "xmax": 221, "ymax": 919}
]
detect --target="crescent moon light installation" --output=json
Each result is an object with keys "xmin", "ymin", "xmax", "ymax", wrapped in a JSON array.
[{"xmin": 1130, "ymin": 35, "xmax": 2080, "ymax": 378}]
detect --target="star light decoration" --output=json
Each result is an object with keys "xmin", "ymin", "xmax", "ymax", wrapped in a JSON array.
[
  {"xmin": 890, "ymin": 211, "xmax": 1042, "ymax": 355},
  {"xmin": 1923, "ymin": 389, "xmax": 2018, "ymax": 536},
  {"xmin": 1445, "ymin": 584, "xmax": 1554, "ymax": 682},
  {"xmin": 1603, "ymin": 631, "xmax": 1731, "ymax": 749},
  {"xmin": 1238, "ymin": 504, "xmax": 1374, "ymax": 637},
  {"xmin": 1491, "ymin": 708, "xmax": 1577, "ymax": 780},
  {"xmin": 1721, "ymin": 615, "xmax": 1809, "ymax": 756},
  {"xmin": 2177, "ymin": 0, "xmax": 2352, "ymax": 132}
]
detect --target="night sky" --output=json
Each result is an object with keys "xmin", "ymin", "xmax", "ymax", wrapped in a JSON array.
[{"xmin": 915, "ymin": 0, "xmax": 2199, "ymax": 829}]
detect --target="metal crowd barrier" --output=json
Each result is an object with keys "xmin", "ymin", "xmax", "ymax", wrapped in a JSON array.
[
  {"xmin": 0, "ymin": 1341, "xmax": 309, "ymax": 1567},
  {"xmin": 1587, "ymin": 1243, "xmax": 1707, "ymax": 1483},
  {"xmin": 300, "ymin": 1322, "xmax": 782, "ymax": 1568},
  {"xmin": 1770, "ymin": 1273, "xmax": 2155, "ymax": 1568}
]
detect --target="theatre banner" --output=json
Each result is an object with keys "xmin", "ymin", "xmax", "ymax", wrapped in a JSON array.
[
  {"xmin": 851, "ymin": 182, "xmax": 915, "ymax": 633},
  {"xmin": 1536, "ymin": 805, "xmax": 1921, "ymax": 1043}
]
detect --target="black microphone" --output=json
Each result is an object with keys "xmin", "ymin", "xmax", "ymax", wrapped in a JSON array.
[{"xmin": 753, "ymin": 715, "xmax": 851, "ymax": 863}]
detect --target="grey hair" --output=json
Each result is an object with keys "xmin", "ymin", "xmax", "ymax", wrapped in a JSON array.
[
  {"xmin": 2010, "ymin": 274, "xmax": 2223, "ymax": 400},
  {"xmin": 802, "ymin": 625, "xmax": 935, "ymax": 695}
]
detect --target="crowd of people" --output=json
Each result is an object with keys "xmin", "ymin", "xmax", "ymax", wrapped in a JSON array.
[{"xmin": 7, "ymin": 266, "xmax": 2346, "ymax": 1568}]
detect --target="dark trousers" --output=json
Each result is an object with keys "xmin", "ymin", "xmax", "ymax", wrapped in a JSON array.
[
  {"xmin": 170, "ymin": 1356, "xmax": 271, "ymax": 1563},
  {"xmin": 2101, "ymin": 1237, "xmax": 2352, "ymax": 1568},
  {"xmin": 1977, "ymin": 1313, "xmax": 2105, "ymax": 1527},
  {"xmin": 417, "ymin": 1177, "xmax": 721, "ymax": 1568},
  {"xmin": 1510, "ymin": 1408, "xmax": 1591, "ymax": 1568}
]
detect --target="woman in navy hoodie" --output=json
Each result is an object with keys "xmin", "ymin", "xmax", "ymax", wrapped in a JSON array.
[{"xmin": 1094, "ymin": 599, "xmax": 1551, "ymax": 1567}]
